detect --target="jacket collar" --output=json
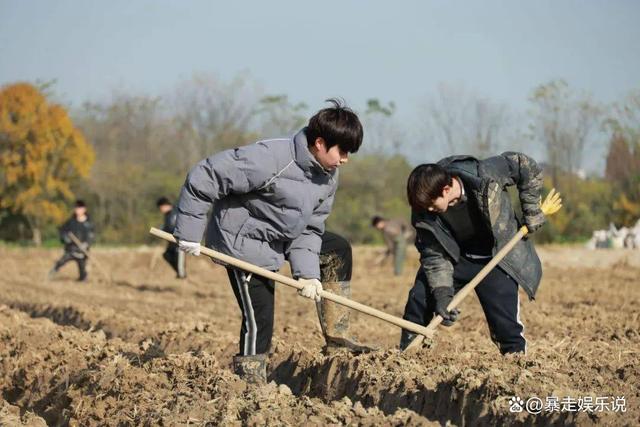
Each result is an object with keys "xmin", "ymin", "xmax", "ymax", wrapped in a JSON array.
[
  {"xmin": 293, "ymin": 128, "xmax": 334, "ymax": 178},
  {"xmin": 439, "ymin": 156, "xmax": 483, "ymax": 194},
  {"xmin": 454, "ymin": 176, "xmax": 468, "ymax": 204}
]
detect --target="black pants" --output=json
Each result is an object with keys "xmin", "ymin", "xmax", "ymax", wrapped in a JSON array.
[
  {"xmin": 54, "ymin": 252, "xmax": 87, "ymax": 280},
  {"xmin": 226, "ymin": 231, "xmax": 352, "ymax": 356},
  {"xmin": 402, "ymin": 256, "xmax": 526, "ymax": 354},
  {"xmin": 163, "ymin": 245, "xmax": 186, "ymax": 278}
]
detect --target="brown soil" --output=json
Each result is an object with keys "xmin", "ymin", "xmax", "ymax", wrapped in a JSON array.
[{"xmin": 0, "ymin": 245, "xmax": 638, "ymax": 426}]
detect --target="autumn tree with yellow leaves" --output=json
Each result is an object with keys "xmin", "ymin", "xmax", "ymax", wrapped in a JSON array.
[{"xmin": 0, "ymin": 83, "xmax": 95, "ymax": 245}]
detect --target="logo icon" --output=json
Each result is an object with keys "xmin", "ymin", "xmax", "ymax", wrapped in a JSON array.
[{"xmin": 509, "ymin": 396, "xmax": 525, "ymax": 413}]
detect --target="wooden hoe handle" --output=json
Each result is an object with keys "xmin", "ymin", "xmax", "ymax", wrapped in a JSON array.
[{"xmin": 150, "ymin": 227, "xmax": 433, "ymax": 338}]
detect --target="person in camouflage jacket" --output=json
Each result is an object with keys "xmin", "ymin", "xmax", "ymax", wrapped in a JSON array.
[{"xmin": 401, "ymin": 152, "xmax": 545, "ymax": 354}]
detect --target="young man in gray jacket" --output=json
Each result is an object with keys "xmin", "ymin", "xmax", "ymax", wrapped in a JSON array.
[
  {"xmin": 174, "ymin": 99, "xmax": 368, "ymax": 383},
  {"xmin": 401, "ymin": 153, "xmax": 545, "ymax": 354}
]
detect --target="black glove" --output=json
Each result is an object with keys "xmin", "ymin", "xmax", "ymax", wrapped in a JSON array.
[
  {"xmin": 431, "ymin": 286, "xmax": 460, "ymax": 326},
  {"xmin": 524, "ymin": 210, "xmax": 546, "ymax": 233}
]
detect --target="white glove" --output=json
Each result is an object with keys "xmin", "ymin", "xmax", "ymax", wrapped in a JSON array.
[
  {"xmin": 177, "ymin": 239, "xmax": 201, "ymax": 256},
  {"xmin": 298, "ymin": 278, "xmax": 323, "ymax": 302}
]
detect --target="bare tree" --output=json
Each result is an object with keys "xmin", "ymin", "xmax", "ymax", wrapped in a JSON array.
[
  {"xmin": 529, "ymin": 80, "xmax": 602, "ymax": 185},
  {"xmin": 71, "ymin": 75, "xmax": 265, "ymax": 243},
  {"xmin": 170, "ymin": 73, "xmax": 259, "ymax": 171},
  {"xmin": 605, "ymin": 89, "xmax": 640, "ymax": 141},
  {"xmin": 362, "ymin": 98, "xmax": 405, "ymax": 154},
  {"xmin": 74, "ymin": 92, "xmax": 175, "ymax": 241},
  {"xmin": 421, "ymin": 84, "xmax": 512, "ymax": 159},
  {"xmin": 254, "ymin": 95, "xmax": 308, "ymax": 137}
]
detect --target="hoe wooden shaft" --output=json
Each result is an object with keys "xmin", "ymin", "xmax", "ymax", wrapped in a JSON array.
[
  {"xmin": 150, "ymin": 227, "xmax": 433, "ymax": 338},
  {"xmin": 404, "ymin": 188, "xmax": 562, "ymax": 352},
  {"xmin": 404, "ymin": 226, "xmax": 529, "ymax": 351}
]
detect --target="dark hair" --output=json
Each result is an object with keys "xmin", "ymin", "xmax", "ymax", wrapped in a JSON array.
[
  {"xmin": 371, "ymin": 216, "xmax": 385, "ymax": 227},
  {"xmin": 406, "ymin": 164, "xmax": 453, "ymax": 211},
  {"xmin": 75, "ymin": 200, "xmax": 86, "ymax": 208},
  {"xmin": 156, "ymin": 197, "xmax": 172, "ymax": 207},
  {"xmin": 306, "ymin": 98, "xmax": 363, "ymax": 153}
]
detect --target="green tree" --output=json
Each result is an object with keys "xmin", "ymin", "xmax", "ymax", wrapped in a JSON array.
[{"xmin": 328, "ymin": 154, "xmax": 413, "ymax": 243}]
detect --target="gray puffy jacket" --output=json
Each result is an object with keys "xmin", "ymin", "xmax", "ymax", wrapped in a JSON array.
[{"xmin": 174, "ymin": 129, "xmax": 337, "ymax": 280}]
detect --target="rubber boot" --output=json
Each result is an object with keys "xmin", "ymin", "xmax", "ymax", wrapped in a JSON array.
[
  {"xmin": 316, "ymin": 281, "xmax": 375, "ymax": 354},
  {"xmin": 233, "ymin": 354, "xmax": 267, "ymax": 384}
]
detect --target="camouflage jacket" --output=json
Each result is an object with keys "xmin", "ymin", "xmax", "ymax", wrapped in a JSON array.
[{"xmin": 412, "ymin": 152, "xmax": 544, "ymax": 300}]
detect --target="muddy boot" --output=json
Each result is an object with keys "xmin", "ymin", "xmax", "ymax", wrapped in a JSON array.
[
  {"xmin": 317, "ymin": 281, "xmax": 375, "ymax": 355},
  {"xmin": 233, "ymin": 354, "xmax": 267, "ymax": 384}
]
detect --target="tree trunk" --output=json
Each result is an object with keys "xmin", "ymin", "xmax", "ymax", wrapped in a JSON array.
[
  {"xmin": 26, "ymin": 216, "xmax": 42, "ymax": 246},
  {"xmin": 32, "ymin": 227, "xmax": 42, "ymax": 247}
]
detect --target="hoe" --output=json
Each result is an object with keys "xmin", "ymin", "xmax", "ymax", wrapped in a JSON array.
[
  {"xmin": 404, "ymin": 188, "xmax": 563, "ymax": 352},
  {"xmin": 149, "ymin": 189, "xmax": 562, "ymax": 351}
]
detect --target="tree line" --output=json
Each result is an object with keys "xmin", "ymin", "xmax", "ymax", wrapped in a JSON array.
[{"xmin": 1, "ymin": 75, "xmax": 638, "ymax": 246}]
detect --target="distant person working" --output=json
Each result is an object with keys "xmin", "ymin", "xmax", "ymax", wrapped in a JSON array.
[
  {"xmin": 156, "ymin": 197, "xmax": 186, "ymax": 279},
  {"xmin": 371, "ymin": 216, "xmax": 415, "ymax": 276},
  {"xmin": 48, "ymin": 200, "xmax": 95, "ymax": 282}
]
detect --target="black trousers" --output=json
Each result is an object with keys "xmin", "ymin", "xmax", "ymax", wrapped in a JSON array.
[
  {"xmin": 163, "ymin": 245, "xmax": 186, "ymax": 278},
  {"xmin": 54, "ymin": 252, "xmax": 87, "ymax": 280},
  {"xmin": 226, "ymin": 231, "xmax": 352, "ymax": 356},
  {"xmin": 402, "ymin": 256, "xmax": 526, "ymax": 354}
]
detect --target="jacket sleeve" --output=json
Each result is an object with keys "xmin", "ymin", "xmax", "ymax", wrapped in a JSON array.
[
  {"xmin": 494, "ymin": 152, "xmax": 544, "ymax": 219},
  {"xmin": 174, "ymin": 143, "xmax": 277, "ymax": 243},
  {"xmin": 287, "ymin": 184, "xmax": 336, "ymax": 280},
  {"xmin": 415, "ymin": 228, "xmax": 455, "ymax": 290}
]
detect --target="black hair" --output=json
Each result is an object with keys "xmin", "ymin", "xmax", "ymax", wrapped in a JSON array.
[
  {"xmin": 371, "ymin": 216, "xmax": 385, "ymax": 227},
  {"xmin": 406, "ymin": 164, "xmax": 453, "ymax": 211},
  {"xmin": 156, "ymin": 197, "xmax": 172, "ymax": 207},
  {"xmin": 305, "ymin": 98, "xmax": 363, "ymax": 153},
  {"xmin": 75, "ymin": 200, "xmax": 86, "ymax": 208}
]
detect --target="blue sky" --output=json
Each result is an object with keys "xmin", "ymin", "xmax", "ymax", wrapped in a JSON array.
[{"xmin": 1, "ymin": 0, "xmax": 639, "ymax": 170}]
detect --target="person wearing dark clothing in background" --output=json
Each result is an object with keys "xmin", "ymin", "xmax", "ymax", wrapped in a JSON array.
[
  {"xmin": 49, "ymin": 200, "xmax": 95, "ymax": 282},
  {"xmin": 157, "ymin": 197, "xmax": 186, "ymax": 279}
]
